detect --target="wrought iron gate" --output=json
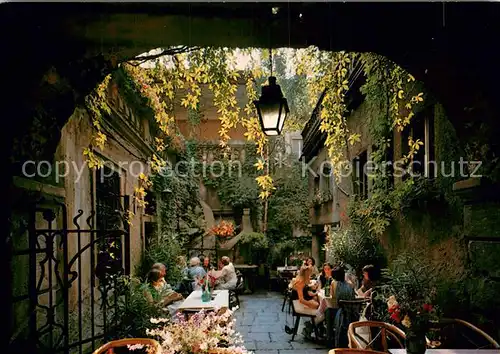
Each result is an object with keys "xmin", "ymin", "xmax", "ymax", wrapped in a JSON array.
[{"xmin": 9, "ymin": 196, "xmax": 131, "ymax": 354}]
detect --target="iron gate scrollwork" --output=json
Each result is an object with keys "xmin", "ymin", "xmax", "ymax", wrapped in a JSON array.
[{"xmin": 9, "ymin": 195, "xmax": 131, "ymax": 354}]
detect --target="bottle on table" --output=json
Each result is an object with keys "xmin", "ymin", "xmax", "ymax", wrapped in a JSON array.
[{"xmin": 324, "ymin": 278, "xmax": 332, "ymax": 298}]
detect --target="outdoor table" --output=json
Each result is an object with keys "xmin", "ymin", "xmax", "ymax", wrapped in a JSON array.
[
  {"xmin": 234, "ymin": 264, "xmax": 258, "ymax": 294},
  {"xmin": 389, "ymin": 350, "xmax": 500, "ymax": 354},
  {"xmin": 316, "ymin": 289, "xmax": 366, "ymax": 316},
  {"xmin": 277, "ymin": 266, "xmax": 298, "ymax": 273},
  {"xmin": 277, "ymin": 266, "xmax": 298, "ymax": 291},
  {"xmin": 177, "ymin": 289, "xmax": 229, "ymax": 313}
]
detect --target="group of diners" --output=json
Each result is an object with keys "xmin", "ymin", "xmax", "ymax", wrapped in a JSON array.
[
  {"xmin": 288, "ymin": 257, "xmax": 379, "ymax": 342},
  {"xmin": 141, "ymin": 255, "xmax": 239, "ymax": 315}
]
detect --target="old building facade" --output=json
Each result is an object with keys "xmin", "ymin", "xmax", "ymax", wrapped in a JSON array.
[
  {"xmin": 9, "ymin": 74, "xmax": 158, "ymax": 352},
  {"xmin": 301, "ymin": 78, "xmax": 456, "ymax": 266}
]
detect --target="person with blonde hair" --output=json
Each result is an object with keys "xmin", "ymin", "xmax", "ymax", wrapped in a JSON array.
[{"xmin": 291, "ymin": 265, "xmax": 319, "ymax": 309}]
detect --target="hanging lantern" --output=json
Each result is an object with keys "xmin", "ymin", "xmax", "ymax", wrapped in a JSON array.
[{"xmin": 254, "ymin": 76, "xmax": 290, "ymax": 136}]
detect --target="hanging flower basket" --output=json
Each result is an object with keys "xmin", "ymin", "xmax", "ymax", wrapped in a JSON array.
[{"xmin": 209, "ymin": 221, "xmax": 235, "ymax": 248}]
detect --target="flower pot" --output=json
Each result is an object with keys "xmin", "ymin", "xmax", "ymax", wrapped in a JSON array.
[{"xmin": 405, "ymin": 330, "xmax": 427, "ymax": 354}]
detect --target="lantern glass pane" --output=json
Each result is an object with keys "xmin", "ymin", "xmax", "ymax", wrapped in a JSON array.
[
  {"xmin": 259, "ymin": 102, "xmax": 281, "ymax": 130},
  {"xmin": 278, "ymin": 111, "xmax": 286, "ymax": 133}
]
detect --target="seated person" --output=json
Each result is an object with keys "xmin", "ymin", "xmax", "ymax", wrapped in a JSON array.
[
  {"xmin": 291, "ymin": 266, "xmax": 320, "ymax": 340},
  {"xmin": 212, "ymin": 256, "xmax": 238, "ymax": 290},
  {"xmin": 143, "ymin": 268, "xmax": 183, "ymax": 311},
  {"xmin": 291, "ymin": 265, "xmax": 319, "ymax": 310},
  {"xmin": 331, "ymin": 265, "xmax": 357, "ymax": 347},
  {"xmin": 202, "ymin": 256, "xmax": 214, "ymax": 272},
  {"xmin": 317, "ymin": 262, "xmax": 333, "ymax": 290},
  {"xmin": 331, "ymin": 265, "xmax": 356, "ymax": 307},
  {"xmin": 177, "ymin": 256, "xmax": 188, "ymax": 277},
  {"xmin": 151, "ymin": 262, "xmax": 168, "ymax": 290},
  {"xmin": 187, "ymin": 257, "xmax": 207, "ymax": 289},
  {"xmin": 356, "ymin": 264, "xmax": 379, "ymax": 298},
  {"xmin": 305, "ymin": 257, "xmax": 320, "ymax": 279}
]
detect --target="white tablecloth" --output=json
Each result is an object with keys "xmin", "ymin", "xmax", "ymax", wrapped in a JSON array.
[{"xmin": 315, "ymin": 289, "xmax": 333, "ymax": 323}]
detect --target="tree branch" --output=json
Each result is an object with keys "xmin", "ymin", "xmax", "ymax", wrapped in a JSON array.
[{"xmin": 122, "ymin": 46, "xmax": 201, "ymax": 66}]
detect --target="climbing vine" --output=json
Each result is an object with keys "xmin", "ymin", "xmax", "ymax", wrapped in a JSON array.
[
  {"xmin": 345, "ymin": 53, "xmax": 427, "ymax": 236},
  {"xmin": 83, "ymin": 74, "xmax": 112, "ymax": 169},
  {"xmin": 82, "ymin": 47, "xmax": 428, "ymax": 232}
]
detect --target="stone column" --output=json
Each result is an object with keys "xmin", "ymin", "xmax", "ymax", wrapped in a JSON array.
[{"xmin": 242, "ymin": 208, "xmax": 252, "ymax": 233}]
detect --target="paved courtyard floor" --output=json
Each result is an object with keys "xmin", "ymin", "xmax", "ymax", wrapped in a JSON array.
[{"xmin": 234, "ymin": 291, "xmax": 330, "ymax": 354}]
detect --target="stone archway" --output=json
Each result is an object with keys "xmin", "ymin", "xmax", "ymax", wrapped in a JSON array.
[{"xmin": 3, "ymin": 2, "xmax": 500, "ymax": 163}]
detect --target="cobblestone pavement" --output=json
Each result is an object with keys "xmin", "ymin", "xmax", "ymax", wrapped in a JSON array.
[{"xmin": 234, "ymin": 291, "xmax": 330, "ymax": 354}]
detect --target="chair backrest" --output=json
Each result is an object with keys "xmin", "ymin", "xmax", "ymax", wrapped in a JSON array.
[
  {"xmin": 348, "ymin": 321, "xmax": 406, "ymax": 352},
  {"xmin": 339, "ymin": 299, "xmax": 370, "ymax": 323},
  {"xmin": 235, "ymin": 271, "xmax": 244, "ymax": 288},
  {"xmin": 92, "ymin": 338, "xmax": 162, "ymax": 354},
  {"xmin": 330, "ymin": 349, "xmax": 388, "ymax": 354},
  {"xmin": 428, "ymin": 318, "xmax": 500, "ymax": 349}
]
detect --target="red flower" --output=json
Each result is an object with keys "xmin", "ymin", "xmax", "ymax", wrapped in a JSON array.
[
  {"xmin": 390, "ymin": 308, "xmax": 401, "ymax": 323},
  {"xmin": 388, "ymin": 305, "xmax": 401, "ymax": 323},
  {"xmin": 388, "ymin": 304, "xmax": 399, "ymax": 314},
  {"xmin": 423, "ymin": 304, "xmax": 433, "ymax": 312}
]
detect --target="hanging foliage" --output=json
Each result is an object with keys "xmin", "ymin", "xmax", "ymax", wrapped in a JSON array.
[{"xmin": 81, "ymin": 47, "xmax": 427, "ymax": 229}]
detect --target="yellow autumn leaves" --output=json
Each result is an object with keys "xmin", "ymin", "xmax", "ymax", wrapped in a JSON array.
[
  {"xmin": 390, "ymin": 71, "xmax": 425, "ymax": 163},
  {"xmin": 254, "ymin": 159, "xmax": 276, "ymax": 199},
  {"xmin": 82, "ymin": 48, "xmax": 428, "ymax": 211},
  {"xmin": 83, "ymin": 74, "xmax": 113, "ymax": 170},
  {"xmin": 302, "ymin": 51, "xmax": 361, "ymax": 178},
  {"xmin": 296, "ymin": 50, "xmax": 426, "ymax": 181},
  {"xmin": 256, "ymin": 175, "xmax": 275, "ymax": 199}
]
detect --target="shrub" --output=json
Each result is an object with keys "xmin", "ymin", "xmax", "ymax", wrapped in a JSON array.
[
  {"xmin": 325, "ymin": 224, "xmax": 387, "ymax": 276},
  {"xmin": 239, "ymin": 232, "xmax": 269, "ymax": 265},
  {"xmin": 267, "ymin": 237, "xmax": 311, "ymax": 268},
  {"xmin": 376, "ymin": 250, "xmax": 440, "ymax": 327},
  {"xmin": 137, "ymin": 233, "xmax": 184, "ymax": 285},
  {"xmin": 110, "ymin": 276, "xmax": 166, "ymax": 339}
]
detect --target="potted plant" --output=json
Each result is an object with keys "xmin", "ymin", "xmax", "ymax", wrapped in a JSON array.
[
  {"xmin": 310, "ymin": 189, "xmax": 333, "ymax": 208},
  {"xmin": 378, "ymin": 251, "xmax": 441, "ymax": 354}
]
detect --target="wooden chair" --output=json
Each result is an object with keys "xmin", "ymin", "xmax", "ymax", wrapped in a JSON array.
[
  {"xmin": 428, "ymin": 318, "xmax": 500, "ymax": 349},
  {"xmin": 92, "ymin": 338, "xmax": 162, "ymax": 354},
  {"xmin": 348, "ymin": 321, "xmax": 406, "ymax": 352},
  {"xmin": 329, "ymin": 349, "xmax": 388, "ymax": 354}
]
